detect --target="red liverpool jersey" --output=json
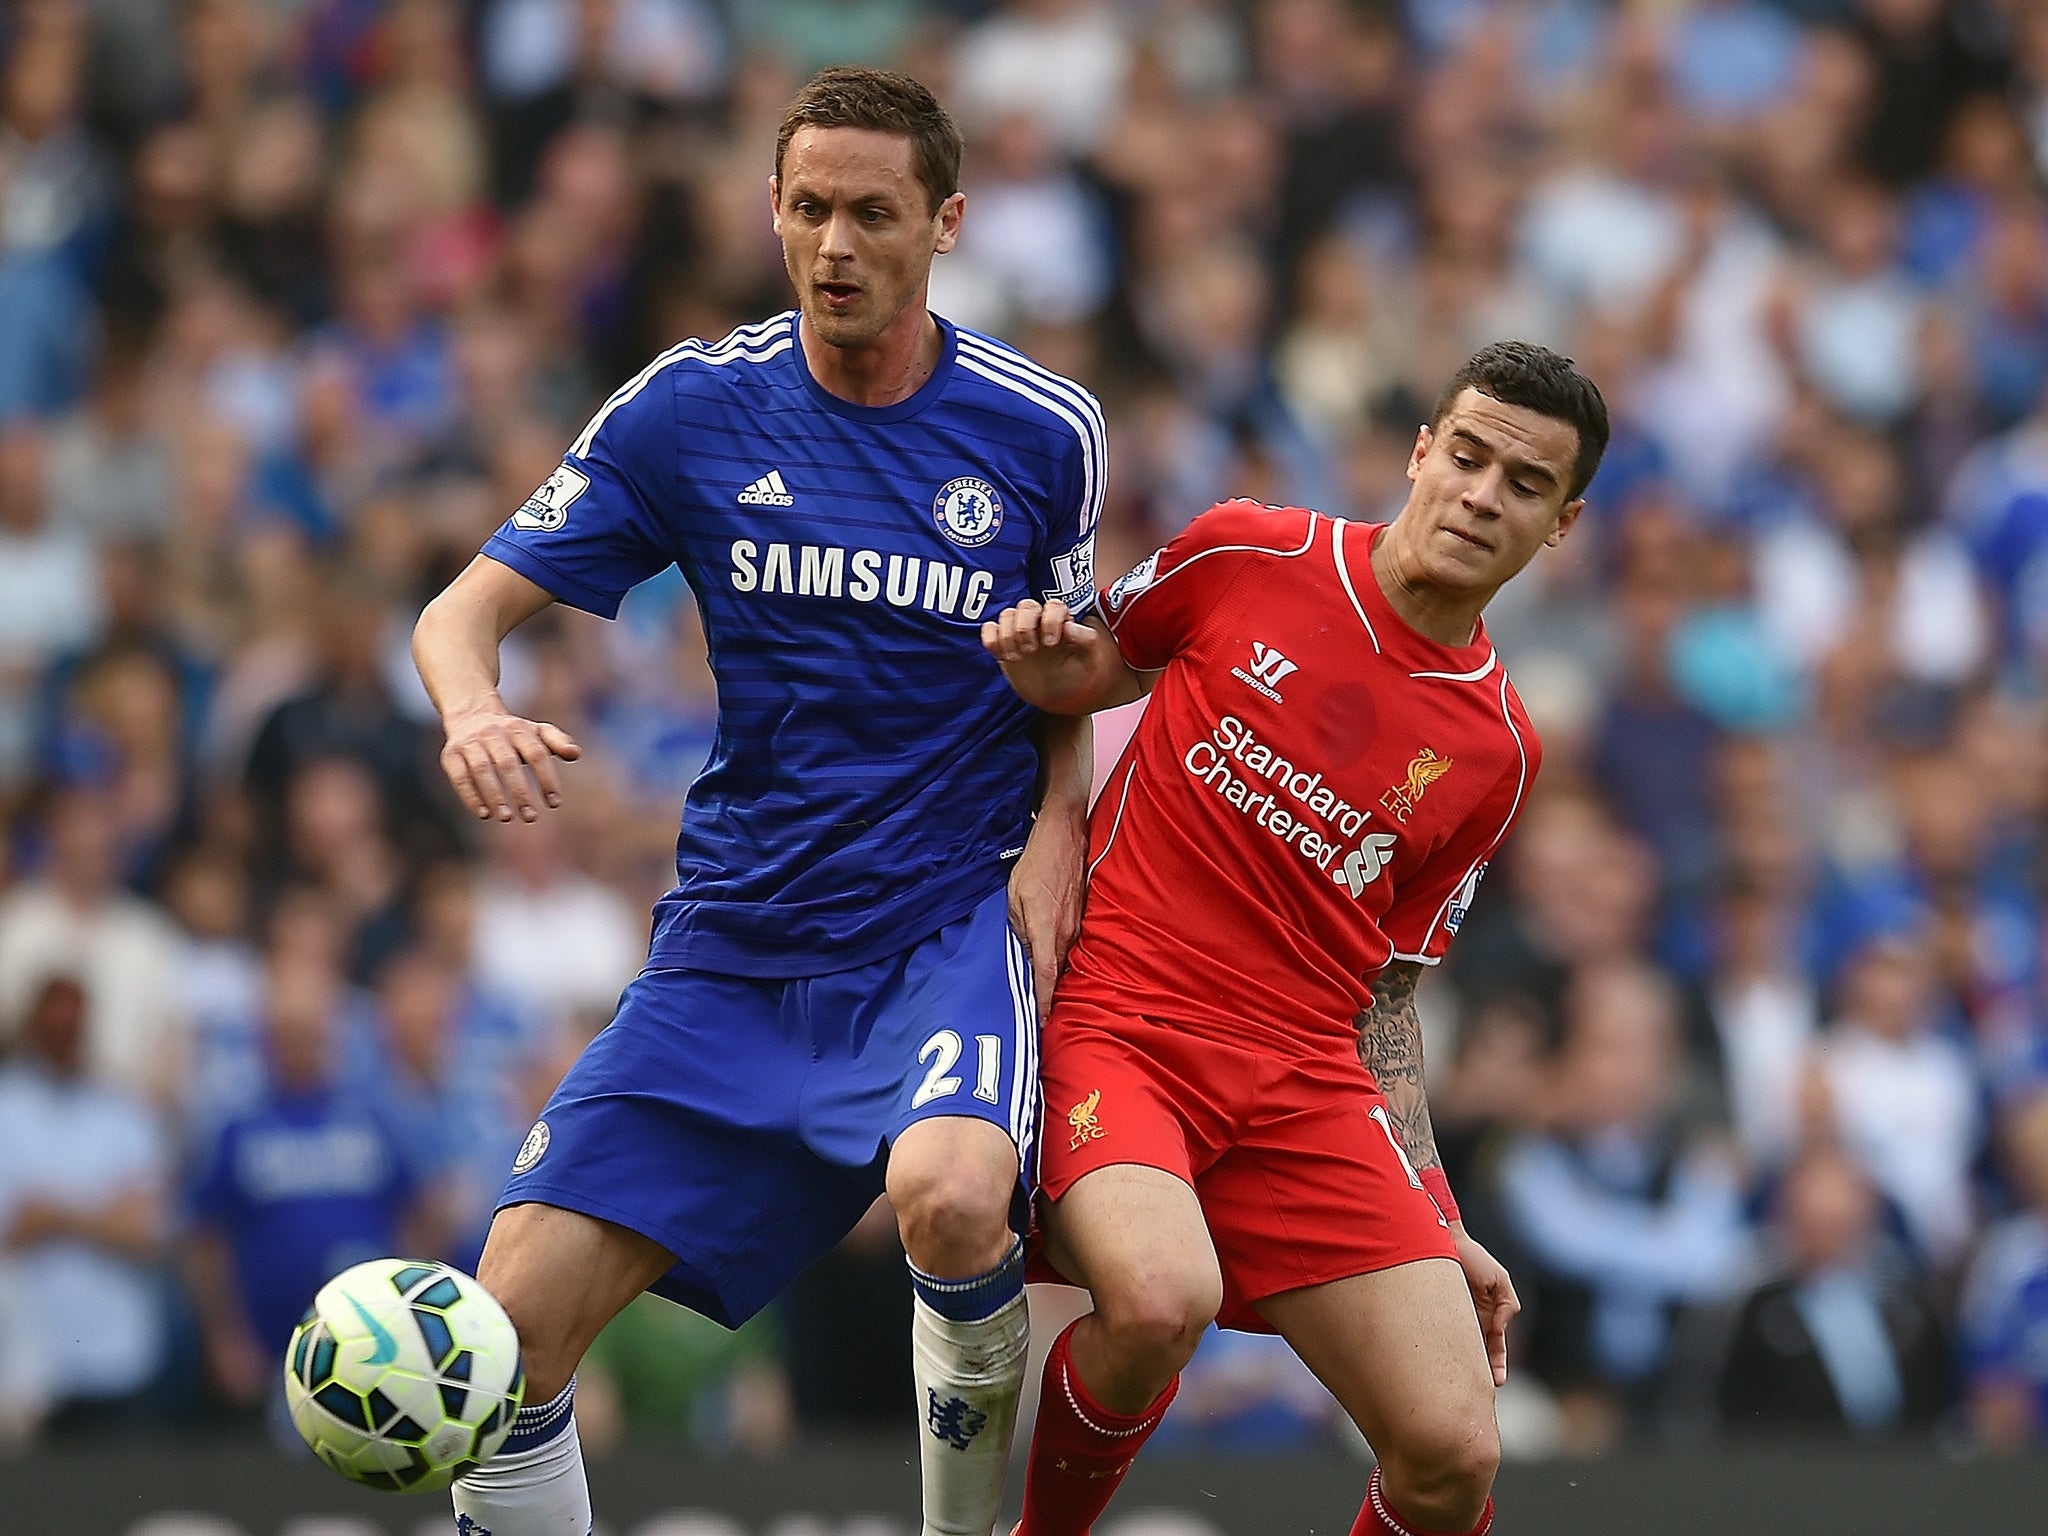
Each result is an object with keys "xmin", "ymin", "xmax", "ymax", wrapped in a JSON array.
[{"xmin": 1061, "ymin": 501, "xmax": 1542, "ymax": 1056}]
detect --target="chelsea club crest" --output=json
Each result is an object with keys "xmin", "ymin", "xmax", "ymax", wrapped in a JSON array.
[{"xmin": 933, "ymin": 476, "xmax": 1004, "ymax": 548}]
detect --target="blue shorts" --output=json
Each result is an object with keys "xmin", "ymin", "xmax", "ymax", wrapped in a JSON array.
[{"xmin": 498, "ymin": 884, "xmax": 1038, "ymax": 1327}]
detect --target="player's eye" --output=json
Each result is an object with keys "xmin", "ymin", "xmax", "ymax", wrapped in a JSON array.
[
  {"xmin": 1451, "ymin": 453, "xmax": 1479, "ymax": 471},
  {"xmin": 1510, "ymin": 480, "xmax": 1536, "ymax": 497},
  {"xmin": 861, "ymin": 208, "xmax": 887, "ymax": 223}
]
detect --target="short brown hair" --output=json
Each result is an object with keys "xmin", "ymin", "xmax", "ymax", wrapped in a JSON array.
[
  {"xmin": 774, "ymin": 66, "xmax": 962, "ymax": 216},
  {"xmin": 1431, "ymin": 340, "xmax": 1610, "ymax": 501}
]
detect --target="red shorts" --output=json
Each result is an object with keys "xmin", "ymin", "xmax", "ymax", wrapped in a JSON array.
[{"xmin": 1033, "ymin": 1002, "xmax": 1458, "ymax": 1332}]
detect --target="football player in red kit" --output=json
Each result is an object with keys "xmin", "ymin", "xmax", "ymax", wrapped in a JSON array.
[{"xmin": 982, "ymin": 342, "xmax": 1607, "ymax": 1536}]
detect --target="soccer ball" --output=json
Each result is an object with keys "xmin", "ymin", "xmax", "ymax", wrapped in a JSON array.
[{"xmin": 284, "ymin": 1258, "xmax": 525, "ymax": 1493}]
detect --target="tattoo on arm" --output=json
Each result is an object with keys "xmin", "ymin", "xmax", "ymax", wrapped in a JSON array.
[{"xmin": 1354, "ymin": 961, "xmax": 1442, "ymax": 1174}]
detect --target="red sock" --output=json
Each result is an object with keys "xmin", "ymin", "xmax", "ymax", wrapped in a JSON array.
[
  {"xmin": 1350, "ymin": 1465, "xmax": 1494, "ymax": 1536},
  {"xmin": 1018, "ymin": 1320, "xmax": 1178, "ymax": 1536}
]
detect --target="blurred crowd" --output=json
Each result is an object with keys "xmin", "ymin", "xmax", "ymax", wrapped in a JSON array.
[{"xmin": 1, "ymin": 0, "xmax": 2047, "ymax": 1467}]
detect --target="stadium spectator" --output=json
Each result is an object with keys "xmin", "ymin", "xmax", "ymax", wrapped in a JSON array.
[
  {"xmin": 0, "ymin": 783, "xmax": 187, "ymax": 1105},
  {"xmin": 1448, "ymin": 788, "xmax": 1662, "ymax": 1034},
  {"xmin": 927, "ymin": 109, "xmax": 1111, "ymax": 335},
  {"xmin": 0, "ymin": 974, "xmax": 170, "ymax": 1445},
  {"xmin": 470, "ymin": 812, "xmax": 644, "ymax": 1032},
  {"xmin": 0, "ymin": 1, "xmax": 99, "ymax": 422},
  {"xmin": 45, "ymin": 646, "xmax": 199, "ymax": 892},
  {"xmin": 162, "ymin": 843, "xmax": 265, "ymax": 1133},
  {"xmin": 1499, "ymin": 960, "xmax": 1750, "ymax": 1453},
  {"xmin": 242, "ymin": 572, "xmax": 454, "ymax": 861},
  {"xmin": 1753, "ymin": 421, "xmax": 1988, "ymax": 692},
  {"xmin": 952, "ymin": 0, "xmax": 1133, "ymax": 157},
  {"xmin": 1432, "ymin": 993, "xmax": 1548, "ymax": 1273},
  {"xmin": 35, "ymin": 537, "xmax": 213, "ymax": 796},
  {"xmin": 370, "ymin": 945, "xmax": 538, "ymax": 1271},
  {"xmin": 275, "ymin": 755, "xmax": 411, "ymax": 983},
  {"xmin": 184, "ymin": 941, "xmax": 432, "ymax": 1411},
  {"xmin": 1778, "ymin": 176, "xmax": 1927, "ymax": 428},
  {"xmin": 45, "ymin": 330, "xmax": 175, "ymax": 544},
  {"xmin": 734, "ymin": 0, "xmax": 919, "ymax": 77},
  {"xmin": 0, "ymin": 423, "xmax": 106, "ymax": 785},
  {"xmin": 1713, "ymin": 1143, "xmax": 1949, "ymax": 1439},
  {"xmin": 1663, "ymin": 0, "xmax": 1803, "ymax": 127},
  {"xmin": 1960, "ymin": 1088, "xmax": 2048, "ymax": 1451},
  {"xmin": 1589, "ymin": 509, "xmax": 1725, "ymax": 909},
  {"xmin": 1704, "ymin": 874, "xmax": 1820, "ymax": 1177},
  {"xmin": 1814, "ymin": 924, "xmax": 1983, "ymax": 1269}
]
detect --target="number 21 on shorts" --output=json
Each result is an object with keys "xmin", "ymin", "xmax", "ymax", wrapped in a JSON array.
[{"xmin": 913, "ymin": 1030, "xmax": 1004, "ymax": 1109}]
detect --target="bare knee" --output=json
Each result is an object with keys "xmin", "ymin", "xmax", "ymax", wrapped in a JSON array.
[
  {"xmin": 1093, "ymin": 1266, "xmax": 1222, "ymax": 1379},
  {"xmin": 887, "ymin": 1138, "xmax": 1016, "ymax": 1277},
  {"xmin": 1379, "ymin": 1411, "xmax": 1500, "ymax": 1529}
]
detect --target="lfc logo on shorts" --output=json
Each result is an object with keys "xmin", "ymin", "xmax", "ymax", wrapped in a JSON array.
[
  {"xmin": 1380, "ymin": 747, "xmax": 1453, "ymax": 824},
  {"xmin": 1067, "ymin": 1089, "xmax": 1106, "ymax": 1150}
]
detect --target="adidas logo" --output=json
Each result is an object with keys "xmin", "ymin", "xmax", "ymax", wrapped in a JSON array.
[{"xmin": 737, "ymin": 470, "xmax": 795, "ymax": 507}]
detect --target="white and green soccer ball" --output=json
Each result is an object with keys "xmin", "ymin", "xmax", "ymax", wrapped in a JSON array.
[{"xmin": 284, "ymin": 1258, "xmax": 526, "ymax": 1493}]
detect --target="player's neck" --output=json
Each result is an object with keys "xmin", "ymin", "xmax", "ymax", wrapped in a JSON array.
[
  {"xmin": 799, "ymin": 306, "xmax": 944, "ymax": 407},
  {"xmin": 1368, "ymin": 524, "xmax": 1490, "ymax": 648}
]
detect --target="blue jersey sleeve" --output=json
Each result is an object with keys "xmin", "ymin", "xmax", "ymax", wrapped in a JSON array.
[
  {"xmin": 483, "ymin": 374, "xmax": 677, "ymax": 619},
  {"xmin": 1029, "ymin": 386, "xmax": 1105, "ymax": 619}
]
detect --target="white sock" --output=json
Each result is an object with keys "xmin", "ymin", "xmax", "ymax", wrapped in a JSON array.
[
  {"xmin": 451, "ymin": 1379, "xmax": 591, "ymax": 1536},
  {"xmin": 909, "ymin": 1243, "xmax": 1030, "ymax": 1536}
]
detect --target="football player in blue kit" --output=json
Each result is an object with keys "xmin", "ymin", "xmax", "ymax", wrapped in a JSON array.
[{"xmin": 410, "ymin": 68, "xmax": 1103, "ymax": 1536}]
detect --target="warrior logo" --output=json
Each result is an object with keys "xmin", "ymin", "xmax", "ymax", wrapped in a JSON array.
[{"xmin": 1232, "ymin": 640, "xmax": 1300, "ymax": 701}]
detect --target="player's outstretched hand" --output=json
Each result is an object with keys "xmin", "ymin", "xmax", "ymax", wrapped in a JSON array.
[
  {"xmin": 439, "ymin": 704, "xmax": 582, "ymax": 823},
  {"xmin": 1453, "ymin": 1224, "xmax": 1520, "ymax": 1387},
  {"xmin": 981, "ymin": 599, "xmax": 1105, "ymax": 711}
]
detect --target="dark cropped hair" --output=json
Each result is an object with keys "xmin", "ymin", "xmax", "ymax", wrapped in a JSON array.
[
  {"xmin": 775, "ymin": 67, "xmax": 963, "ymax": 216},
  {"xmin": 1431, "ymin": 341, "xmax": 1611, "ymax": 501}
]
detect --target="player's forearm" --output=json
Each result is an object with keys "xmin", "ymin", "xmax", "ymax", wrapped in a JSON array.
[
  {"xmin": 1001, "ymin": 655, "xmax": 1105, "ymax": 713},
  {"xmin": 1033, "ymin": 710, "xmax": 1094, "ymax": 816},
  {"xmin": 412, "ymin": 556, "xmax": 551, "ymax": 722},
  {"xmin": 1355, "ymin": 961, "xmax": 1443, "ymax": 1175},
  {"xmin": 413, "ymin": 588, "xmax": 513, "ymax": 722}
]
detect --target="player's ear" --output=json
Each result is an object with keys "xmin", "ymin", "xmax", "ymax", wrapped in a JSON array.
[
  {"xmin": 933, "ymin": 190, "xmax": 965, "ymax": 255},
  {"xmin": 767, "ymin": 175, "xmax": 783, "ymax": 233},
  {"xmin": 1406, "ymin": 424, "xmax": 1432, "ymax": 484},
  {"xmin": 1546, "ymin": 496, "xmax": 1586, "ymax": 547}
]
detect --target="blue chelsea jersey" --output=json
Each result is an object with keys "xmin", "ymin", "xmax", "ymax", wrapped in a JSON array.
[{"xmin": 482, "ymin": 312, "xmax": 1103, "ymax": 976}]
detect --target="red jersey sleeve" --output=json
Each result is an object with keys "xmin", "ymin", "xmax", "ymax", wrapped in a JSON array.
[
  {"xmin": 1099, "ymin": 501, "xmax": 1318, "ymax": 672},
  {"xmin": 1379, "ymin": 738, "xmax": 1538, "ymax": 968}
]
